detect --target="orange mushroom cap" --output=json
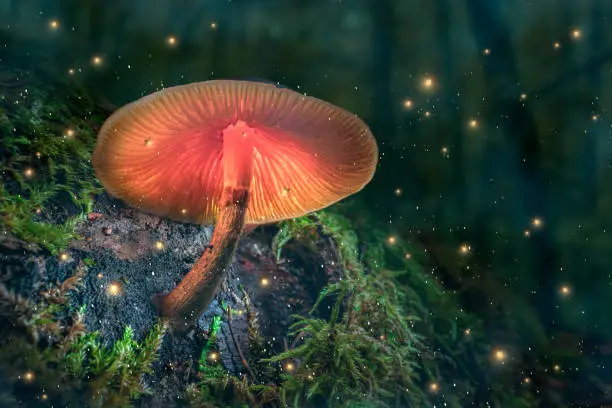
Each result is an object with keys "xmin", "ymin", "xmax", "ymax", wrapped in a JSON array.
[{"xmin": 92, "ymin": 80, "xmax": 378, "ymax": 225}]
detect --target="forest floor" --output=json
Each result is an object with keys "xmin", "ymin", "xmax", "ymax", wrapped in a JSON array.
[{"xmin": 0, "ymin": 189, "xmax": 343, "ymax": 407}]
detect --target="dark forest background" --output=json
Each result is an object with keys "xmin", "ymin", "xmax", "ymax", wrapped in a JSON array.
[{"xmin": 1, "ymin": 0, "xmax": 611, "ymax": 404}]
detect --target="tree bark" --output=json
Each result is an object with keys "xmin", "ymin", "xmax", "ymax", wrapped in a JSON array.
[{"xmin": 434, "ymin": 0, "xmax": 465, "ymax": 223}]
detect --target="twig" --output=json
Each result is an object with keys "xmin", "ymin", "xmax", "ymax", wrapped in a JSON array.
[{"xmin": 226, "ymin": 305, "xmax": 257, "ymax": 382}]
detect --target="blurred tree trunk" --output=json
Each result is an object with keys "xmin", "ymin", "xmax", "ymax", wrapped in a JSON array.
[
  {"xmin": 58, "ymin": 0, "xmax": 92, "ymax": 59},
  {"xmin": 369, "ymin": 0, "xmax": 394, "ymax": 133},
  {"xmin": 465, "ymin": 0, "xmax": 557, "ymax": 336},
  {"xmin": 553, "ymin": 1, "xmax": 598, "ymax": 220},
  {"xmin": 181, "ymin": 1, "xmax": 209, "ymax": 34},
  {"xmin": 434, "ymin": 0, "xmax": 465, "ymax": 224},
  {"xmin": 584, "ymin": 0, "xmax": 612, "ymax": 219},
  {"xmin": 58, "ymin": 0, "xmax": 121, "ymax": 60},
  {"xmin": 87, "ymin": 0, "xmax": 103, "ymax": 52},
  {"xmin": 367, "ymin": 0, "xmax": 394, "ymax": 212},
  {"xmin": 589, "ymin": 0, "xmax": 606, "ymax": 213}
]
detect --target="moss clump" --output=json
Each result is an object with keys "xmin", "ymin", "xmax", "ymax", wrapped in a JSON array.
[
  {"xmin": 186, "ymin": 366, "xmax": 279, "ymax": 408},
  {"xmin": 0, "ymin": 65, "xmax": 106, "ymax": 254},
  {"xmin": 0, "ymin": 263, "xmax": 168, "ymax": 407},
  {"xmin": 265, "ymin": 314, "xmax": 423, "ymax": 407},
  {"xmin": 187, "ymin": 212, "xmax": 428, "ymax": 407},
  {"xmin": 266, "ymin": 212, "xmax": 425, "ymax": 407},
  {"xmin": 64, "ymin": 322, "xmax": 168, "ymax": 406},
  {"xmin": 0, "ymin": 185, "xmax": 83, "ymax": 254},
  {"xmin": 272, "ymin": 212, "xmax": 362, "ymax": 274}
]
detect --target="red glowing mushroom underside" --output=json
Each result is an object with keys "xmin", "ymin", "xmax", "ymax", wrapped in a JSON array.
[{"xmin": 93, "ymin": 80, "xmax": 378, "ymax": 328}]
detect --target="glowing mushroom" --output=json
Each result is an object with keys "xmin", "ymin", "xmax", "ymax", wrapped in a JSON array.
[{"xmin": 92, "ymin": 80, "xmax": 378, "ymax": 328}]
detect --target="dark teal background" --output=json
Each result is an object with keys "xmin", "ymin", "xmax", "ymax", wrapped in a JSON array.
[{"xmin": 1, "ymin": 0, "xmax": 611, "ymax": 405}]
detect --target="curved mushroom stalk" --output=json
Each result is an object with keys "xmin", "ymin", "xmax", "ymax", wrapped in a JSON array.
[
  {"xmin": 158, "ymin": 125, "xmax": 254, "ymax": 329},
  {"xmin": 157, "ymin": 186, "xmax": 249, "ymax": 329}
]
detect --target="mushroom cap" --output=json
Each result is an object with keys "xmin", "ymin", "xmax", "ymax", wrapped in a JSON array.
[{"xmin": 92, "ymin": 80, "xmax": 378, "ymax": 225}]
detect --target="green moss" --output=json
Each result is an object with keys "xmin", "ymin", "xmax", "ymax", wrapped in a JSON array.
[
  {"xmin": 273, "ymin": 212, "xmax": 363, "ymax": 276},
  {"xmin": 272, "ymin": 215, "xmax": 320, "ymax": 261},
  {"xmin": 0, "ymin": 186, "xmax": 82, "ymax": 254},
  {"xmin": 265, "ymin": 315, "xmax": 423, "ymax": 407},
  {"xmin": 0, "ymin": 66, "xmax": 106, "ymax": 254},
  {"xmin": 198, "ymin": 315, "xmax": 222, "ymax": 372},
  {"xmin": 189, "ymin": 356, "xmax": 279, "ymax": 408},
  {"xmin": 0, "ymin": 264, "xmax": 168, "ymax": 407},
  {"xmin": 64, "ymin": 321, "xmax": 167, "ymax": 404},
  {"xmin": 265, "ymin": 213, "xmax": 426, "ymax": 406}
]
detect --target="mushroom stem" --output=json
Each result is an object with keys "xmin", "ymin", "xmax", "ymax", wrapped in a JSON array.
[
  {"xmin": 222, "ymin": 121, "xmax": 255, "ymax": 190},
  {"xmin": 158, "ymin": 186, "xmax": 250, "ymax": 327},
  {"xmin": 157, "ymin": 125, "xmax": 254, "ymax": 328}
]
